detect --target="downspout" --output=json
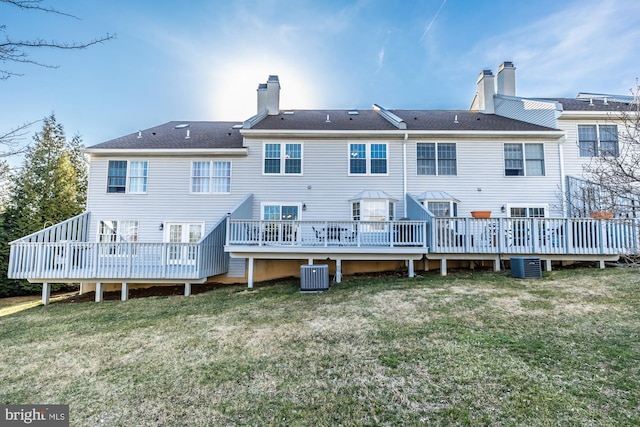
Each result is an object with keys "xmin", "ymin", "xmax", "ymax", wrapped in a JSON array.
[
  {"xmin": 403, "ymin": 132, "xmax": 408, "ymax": 218},
  {"xmin": 558, "ymin": 136, "xmax": 567, "ymax": 216}
]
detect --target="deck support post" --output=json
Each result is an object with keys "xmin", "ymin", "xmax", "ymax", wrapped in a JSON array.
[
  {"xmin": 184, "ymin": 282, "xmax": 191, "ymax": 296},
  {"xmin": 599, "ymin": 259, "xmax": 605, "ymax": 269},
  {"xmin": 335, "ymin": 259, "xmax": 342, "ymax": 283},
  {"xmin": 440, "ymin": 259, "xmax": 447, "ymax": 276},
  {"xmin": 545, "ymin": 259, "xmax": 552, "ymax": 272},
  {"xmin": 408, "ymin": 259, "xmax": 414, "ymax": 277},
  {"xmin": 42, "ymin": 282, "xmax": 50, "ymax": 306},
  {"xmin": 121, "ymin": 282, "xmax": 129, "ymax": 301},
  {"xmin": 95, "ymin": 282, "xmax": 103, "ymax": 302},
  {"xmin": 247, "ymin": 257, "xmax": 254, "ymax": 289},
  {"xmin": 493, "ymin": 258, "xmax": 500, "ymax": 272}
]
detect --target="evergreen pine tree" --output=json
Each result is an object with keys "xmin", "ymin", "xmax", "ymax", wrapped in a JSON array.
[{"xmin": 0, "ymin": 113, "xmax": 87, "ymax": 296}]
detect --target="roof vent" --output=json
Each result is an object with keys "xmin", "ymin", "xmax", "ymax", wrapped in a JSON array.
[
  {"xmin": 137, "ymin": 130, "xmax": 142, "ymax": 139},
  {"xmin": 604, "ymin": 97, "xmax": 609, "ymax": 105},
  {"xmin": 175, "ymin": 123, "xmax": 190, "ymax": 129},
  {"xmin": 589, "ymin": 98, "xmax": 594, "ymax": 106},
  {"xmin": 326, "ymin": 114, "xmax": 331, "ymax": 123},
  {"xmin": 454, "ymin": 114, "xmax": 459, "ymax": 124},
  {"xmin": 185, "ymin": 129, "xmax": 190, "ymax": 139}
]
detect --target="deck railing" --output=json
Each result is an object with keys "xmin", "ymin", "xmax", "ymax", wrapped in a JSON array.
[
  {"xmin": 227, "ymin": 220, "xmax": 428, "ymax": 248},
  {"xmin": 8, "ymin": 212, "xmax": 231, "ymax": 281},
  {"xmin": 431, "ymin": 217, "xmax": 638, "ymax": 255}
]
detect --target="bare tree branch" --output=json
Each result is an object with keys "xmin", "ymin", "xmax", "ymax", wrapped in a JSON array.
[
  {"xmin": 0, "ymin": 120, "xmax": 38, "ymax": 158},
  {"xmin": 0, "ymin": 1, "xmax": 116, "ymax": 80}
]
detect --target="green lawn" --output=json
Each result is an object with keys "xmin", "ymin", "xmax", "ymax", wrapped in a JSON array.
[{"xmin": 1, "ymin": 268, "xmax": 639, "ymax": 426}]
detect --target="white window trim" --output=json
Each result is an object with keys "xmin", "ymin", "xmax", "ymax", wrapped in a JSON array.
[
  {"xmin": 106, "ymin": 159, "xmax": 149, "ymax": 194},
  {"xmin": 416, "ymin": 142, "xmax": 458, "ymax": 176},
  {"xmin": 506, "ymin": 204, "xmax": 549, "ymax": 218},
  {"xmin": 348, "ymin": 143, "xmax": 389, "ymax": 176},
  {"xmin": 162, "ymin": 221, "xmax": 206, "ymax": 242},
  {"xmin": 577, "ymin": 124, "xmax": 619, "ymax": 157},
  {"xmin": 189, "ymin": 160, "xmax": 232, "ymax": 195},
  {"xmin": 503, "ymin": 143, "xmax": 545, "ymax": 177},
  {"xmin": 96, "ymin": 219, "xmax": 139, "ymax": 257},
  {"xmin": 262, "ymin": 143, "xmax": 304, "ymax": 176},
  {"xmin": 350, "ymin": 198, "xmax": 395, "ymax": 221},
  {"xmin": 260, "ymin": 202, "xmax": 303, "ymax": 220}
]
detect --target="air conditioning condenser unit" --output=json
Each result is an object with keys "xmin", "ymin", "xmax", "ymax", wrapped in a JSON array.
[
  {"xmin": 300, "ymin": 264, "xmax": 329, "ymax": 292},
  {"xmin": 510, "ymin": 257, "xmax": 542, "ymax": 279}
]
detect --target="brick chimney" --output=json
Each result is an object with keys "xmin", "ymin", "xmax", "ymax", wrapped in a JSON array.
[
  {"xmin": 257, "ymin": 75, "xmax": 280, "ymax": 115},
  {"xmin": 496, "ymin": 61, "xmax": 516, "ymax": 96},
  {"xmin": 476, "ymin": 70, "xmax": 495, "ymax": 114}
]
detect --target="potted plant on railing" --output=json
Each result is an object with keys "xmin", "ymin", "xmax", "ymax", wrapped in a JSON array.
[
  {"xmin": 589, "ymin": 211, "xmax": 614, "ymax": 220},
  {"xmin": 471, "ymin": 211, "xmax": 492, "ymax": 219}
]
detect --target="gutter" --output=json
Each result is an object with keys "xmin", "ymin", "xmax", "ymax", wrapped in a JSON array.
[{"xmin": 85, "ymin": 148, "xmax": 249, "ymax": 156}]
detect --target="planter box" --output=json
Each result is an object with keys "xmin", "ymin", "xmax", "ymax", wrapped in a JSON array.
[
  {"xmin": 471, "ymin": 211, "xmax": 492, "ymax": 219},
  {"xmin": 590, "ymin": 211, "xmax": 614, "ymax": 220}
]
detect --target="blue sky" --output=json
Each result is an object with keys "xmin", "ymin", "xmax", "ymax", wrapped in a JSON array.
[{"xmin": 3, "ymin": 0, "xmax": 640, "ymax": 151}]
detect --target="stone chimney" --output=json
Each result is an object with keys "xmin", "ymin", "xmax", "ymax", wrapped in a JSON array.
[
  {"xmin": 496, "ymin": 61, "xmax": 516, "ymax": 96},
  {"xmin": 257, "ymin": 75, "xmax": 281, "ymax": 115},
  {"xmin": 476, "ymin": 70, "xmax": 495, "ymax": 114}
]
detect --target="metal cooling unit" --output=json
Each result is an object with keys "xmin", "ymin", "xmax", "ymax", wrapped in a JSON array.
[
  {"xmin": 510, "ymin": 257, "xmax": 542, "ymax": 279},
  {"xmin": 300, "ymin": 264, "xmax": 329, "ymax": 291}
]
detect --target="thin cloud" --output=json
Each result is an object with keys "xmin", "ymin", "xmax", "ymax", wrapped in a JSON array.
[
  {"xmin": 419, "ymin": 0, "xmax": 447, "ymax": 42},
  {"xmin": 376, "ymin": 47, "xmax": 385, "ymax": 73}
]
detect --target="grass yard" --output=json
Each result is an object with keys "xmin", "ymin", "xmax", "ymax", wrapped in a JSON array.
[{"xmin": 0, "ymin": 267, "xmax": 639, "ymax": 426}]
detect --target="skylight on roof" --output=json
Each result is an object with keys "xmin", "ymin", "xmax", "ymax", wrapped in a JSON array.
[
  {"xmin": 284, "ymin": 111, "xmax": 295, "ymax": 115},
  {"xmin": 232, "ymin": 124, "xmax": 243, "ymax": 129},
  {"xmin": 348, "ymin": 111, "xmax": 359, "ymax": 115},
  {"xmin": 174, "ymin": 123, "xmax": 190, "ymax": 129}
]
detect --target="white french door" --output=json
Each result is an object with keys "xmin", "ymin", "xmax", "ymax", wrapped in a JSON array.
[{"xmin": 165, "ymin": 222, "xmax": 203, "ymax": 264}]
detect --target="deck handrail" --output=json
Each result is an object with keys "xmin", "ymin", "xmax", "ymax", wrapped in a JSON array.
[{"xmin": 10, "ymin": 211, "xmax": 90, "ymax": 244}]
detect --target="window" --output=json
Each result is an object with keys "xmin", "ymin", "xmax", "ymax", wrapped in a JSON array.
[
  {"xmin": 417, "ymin": 143, "xmax": 457, "ymax": 175},
  {"xmin": 107, "ymin": 160, "xmax": 148, "ymax": 193},
  {"xmin": 262, "ymin": 204, "xmax": 300, "ymax": 220},
  {"xmin": 129, "ymin": 161, "xmax": 148, "ymax": 193},
  {"xmin": 263, "ymin": 143, "xmax": 302, "ymax": 174},
  {"xmin": 578, "ymin": 125, "xmax": 619, "ymax": 157},
  {"xmin": 165, "ymin": 222, "xmax": 203, "ymax": 264},
  {"xmin": 427, "ymin": 201, "xmax": 457, "ymax": 217},
  {"xmin": 349, "ymin": 143, "xmax": 387, "ymax": 175},
  {"xmin": 351, "ymin": 200, "xmax": 395, "ymax": 221},
  {"xmin": 509, "ymin": 206, "xmax": 547, "ymax": 218},
  {"xmin": 191, "ymin": 161, "xmax": 231, "ymax": 193},
  {"xmin": 504, "ymin": 143, "xmax": 544, "ymax": 176},
  {"xmin": 98, "ymin": 220, "xmax": 139, "ymax": 255}
]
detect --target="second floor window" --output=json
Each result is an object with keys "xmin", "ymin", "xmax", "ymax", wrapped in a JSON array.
[
  {"xmin": 578, "ymin": 125, "xmax": 619, "ymax": 157},
  {"xmin": 349, "ymin": 143, "xmax": 387, "ymax": 175},
  {"xmin": 191, "ymin": 161, "xmax": 231, "ymax": 193},
  {"xmin": 504, "ymin": 143, "xmax": 545, "ymax": 176},
  {"xmin": 264, "ymin": 143, "xmax": 302, "ymax": 174},
  {"xmin": 417, "ymin": 143, "xmax": 457, "ymax": 175},
  {"xmin": 107, "ymin": 160, "xmax": 148, "ymax": 193}
]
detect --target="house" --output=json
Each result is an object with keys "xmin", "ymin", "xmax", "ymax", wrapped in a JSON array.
[{"xmin": 8, "ymin": 62, "xmax": 639, "ymax": 304}]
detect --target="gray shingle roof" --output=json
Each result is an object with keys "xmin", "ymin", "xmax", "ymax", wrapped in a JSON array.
[
  {"xmin": 250, "ymin": 109, "xmax": 556, "ymax": 131},
  {"xmin": 251, "ymin": 110, "xmax": 398, "ymax": 131},
  {"xmin": 393, "ymin": 110, "xmax": 556, "ymax": 131},
  {"xmin": 543, "ymin": 98, "xmax": 633, "ymax": 112},
  {"xmin": 89, "ymin": 121, "xmax": 244, "ymax": 150}
]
